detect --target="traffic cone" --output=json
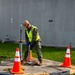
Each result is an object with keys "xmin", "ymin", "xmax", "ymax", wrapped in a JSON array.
[
  {"xmin": 61, "ymin": 46, "xmax": 72, "ymax": 68},
  {"xmin": 30, "ymin": 50, "xmax": 33, "ymax": 59},
  {"xmin": 10, "ymin": 48, "xmax": 24, "ymax": 74},
  {"xmin": 27, "ymin": 50, "xmax": 33, "ymax": 62}
]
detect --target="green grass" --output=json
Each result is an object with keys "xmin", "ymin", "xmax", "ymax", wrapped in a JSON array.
[{"xmin": 0, "ymin": 42, "xmax": 75, "ymax": 65}]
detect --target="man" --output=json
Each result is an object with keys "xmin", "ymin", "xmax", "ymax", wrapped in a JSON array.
[{"xmin": 22, "ymin": 20, "xmax": 43, "ymax": 65}]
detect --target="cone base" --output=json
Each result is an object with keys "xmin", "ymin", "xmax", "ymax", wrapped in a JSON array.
[
  {"xmin": 10, "ymin": 69, "xmax": 24, "ymax": 74},
  {"xmin": 60, "ymin": 64, "xmax": 72, "ymax": 68}
]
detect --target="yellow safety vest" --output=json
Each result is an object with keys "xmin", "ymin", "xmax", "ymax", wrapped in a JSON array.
[{"xmin": 26, "ymin": 25, "xmax": 40, "ymax": 42}]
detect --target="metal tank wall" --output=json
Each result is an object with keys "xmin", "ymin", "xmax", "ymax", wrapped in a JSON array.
[
  {"xmin": 0, "ymin": 0, "xmax": 22, "ymax": 41},
  {"xmin": 0, "ymin": 0, "xmax": 75, "ymax": 47}
]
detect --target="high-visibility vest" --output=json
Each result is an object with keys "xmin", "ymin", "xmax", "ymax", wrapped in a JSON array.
[{"xmin": 26, "ymin": 25, "xmax": 40, "ymax": 42}]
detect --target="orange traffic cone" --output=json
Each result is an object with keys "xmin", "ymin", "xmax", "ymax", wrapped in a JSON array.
[
  {"xmin": 30, "ymin": 50, "xmax": 33, "ymax": 59},
  {"xmin": 10, "ymin": 48, "xmax": 24, "ymax": 74},
  {"xmin": 61, "ymin": 46, "xmax": 72, "ymax": 68},
  {"xmin": 27, "ymin": 50, "xmax": 33, "ymax": 62}
]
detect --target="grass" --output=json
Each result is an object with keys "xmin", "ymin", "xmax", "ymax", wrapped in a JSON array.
[{"xmin": 0, "ymin": 42, "xmax": 75, "ymax": 65}]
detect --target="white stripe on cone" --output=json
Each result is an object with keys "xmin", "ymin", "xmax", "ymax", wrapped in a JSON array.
[
  {"xmin": 15, "ymin": 51, "xmax": 20, "ymax": 57},
  {"xmin": 14, "ymin": 49, "xmax": 20, "ymax": 62},
  {"xmin": 14, "ymin": 57, "xmax": 20, "ymax": 62},
  {"xmin": 65, "ymin": 48, "xmax": 70, "ymax": 58},
  {"xmin": 65, "ymin": 54, "xmax": 70, "ymax": 58},
  {"xmin": 66, "ymin": 49, "xmax": 70, "ymax": 53}
]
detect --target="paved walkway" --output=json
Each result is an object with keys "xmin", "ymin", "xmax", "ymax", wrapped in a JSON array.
[{"xmin": 0, "ymin": 58, "xmax": 75, "ymax": 75}]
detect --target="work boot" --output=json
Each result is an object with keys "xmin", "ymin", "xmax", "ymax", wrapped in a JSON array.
[
  {"xmin": 39, "ymin": 61, "xmax": 43, "ymax": 66},
  {"xmin": 39, "ymin": 62, "xmax": 42, "ymax": 66}
]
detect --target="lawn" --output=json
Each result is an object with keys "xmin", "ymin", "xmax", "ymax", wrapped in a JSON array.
[{"xmin": 0, "ymin": 42, "xmax": 75, "ymax": 65}]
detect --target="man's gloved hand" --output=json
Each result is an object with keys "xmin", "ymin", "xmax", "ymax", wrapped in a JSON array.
[
  {"xmin": 26, "ymin": 42, "xmax": 33, "ymax": 47},
  {"xmin": 29, "ymin": 43, "xmax": 33, "ymax": 47},
  {"xmin": 26, "ymin": 42, "xmax": 29, "ymax": 46},
  {"xmin": 29, "ymin": 43, "xmax": 33, "ymax": 50}
]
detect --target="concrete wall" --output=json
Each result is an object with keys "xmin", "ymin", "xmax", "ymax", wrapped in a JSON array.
[{"xmin": 0, "ymin": 0, "xmax": 75, "ymax": 47}]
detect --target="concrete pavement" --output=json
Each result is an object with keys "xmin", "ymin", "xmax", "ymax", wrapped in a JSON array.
[{"xmin": 0, "ymin": 58, "xmax": 75, "ymax": 75}]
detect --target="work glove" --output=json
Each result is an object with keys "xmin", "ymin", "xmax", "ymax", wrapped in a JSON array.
[
  {"xmin": 29, "ymin": 43, "xmax": 33, "ymax": 50},
  {"xmin": 26, "ymin": 42, "xmax": 33, "ymax": 47},
  {"xmin": 26, "ymin": 42, "xmax": 30, "ymax": 46},
  {"xmin": 29, "ymin": 43, "xmax": 33, "ymax": 47}
]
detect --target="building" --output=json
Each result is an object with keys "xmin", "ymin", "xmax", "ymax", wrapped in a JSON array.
[{"xmin": 0, "ymin": 0, "xmax": 75, "ymax": 47}]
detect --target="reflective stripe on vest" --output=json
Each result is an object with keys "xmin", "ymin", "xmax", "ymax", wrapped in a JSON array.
[{"xmin": 26, "ymin": 25, "xmax": 40, "ymax": 42}]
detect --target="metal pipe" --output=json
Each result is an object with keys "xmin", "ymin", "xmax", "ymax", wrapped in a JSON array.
[{"xmin": 19, "ymin": 24, "xmax": 23, "ymax": 60}]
